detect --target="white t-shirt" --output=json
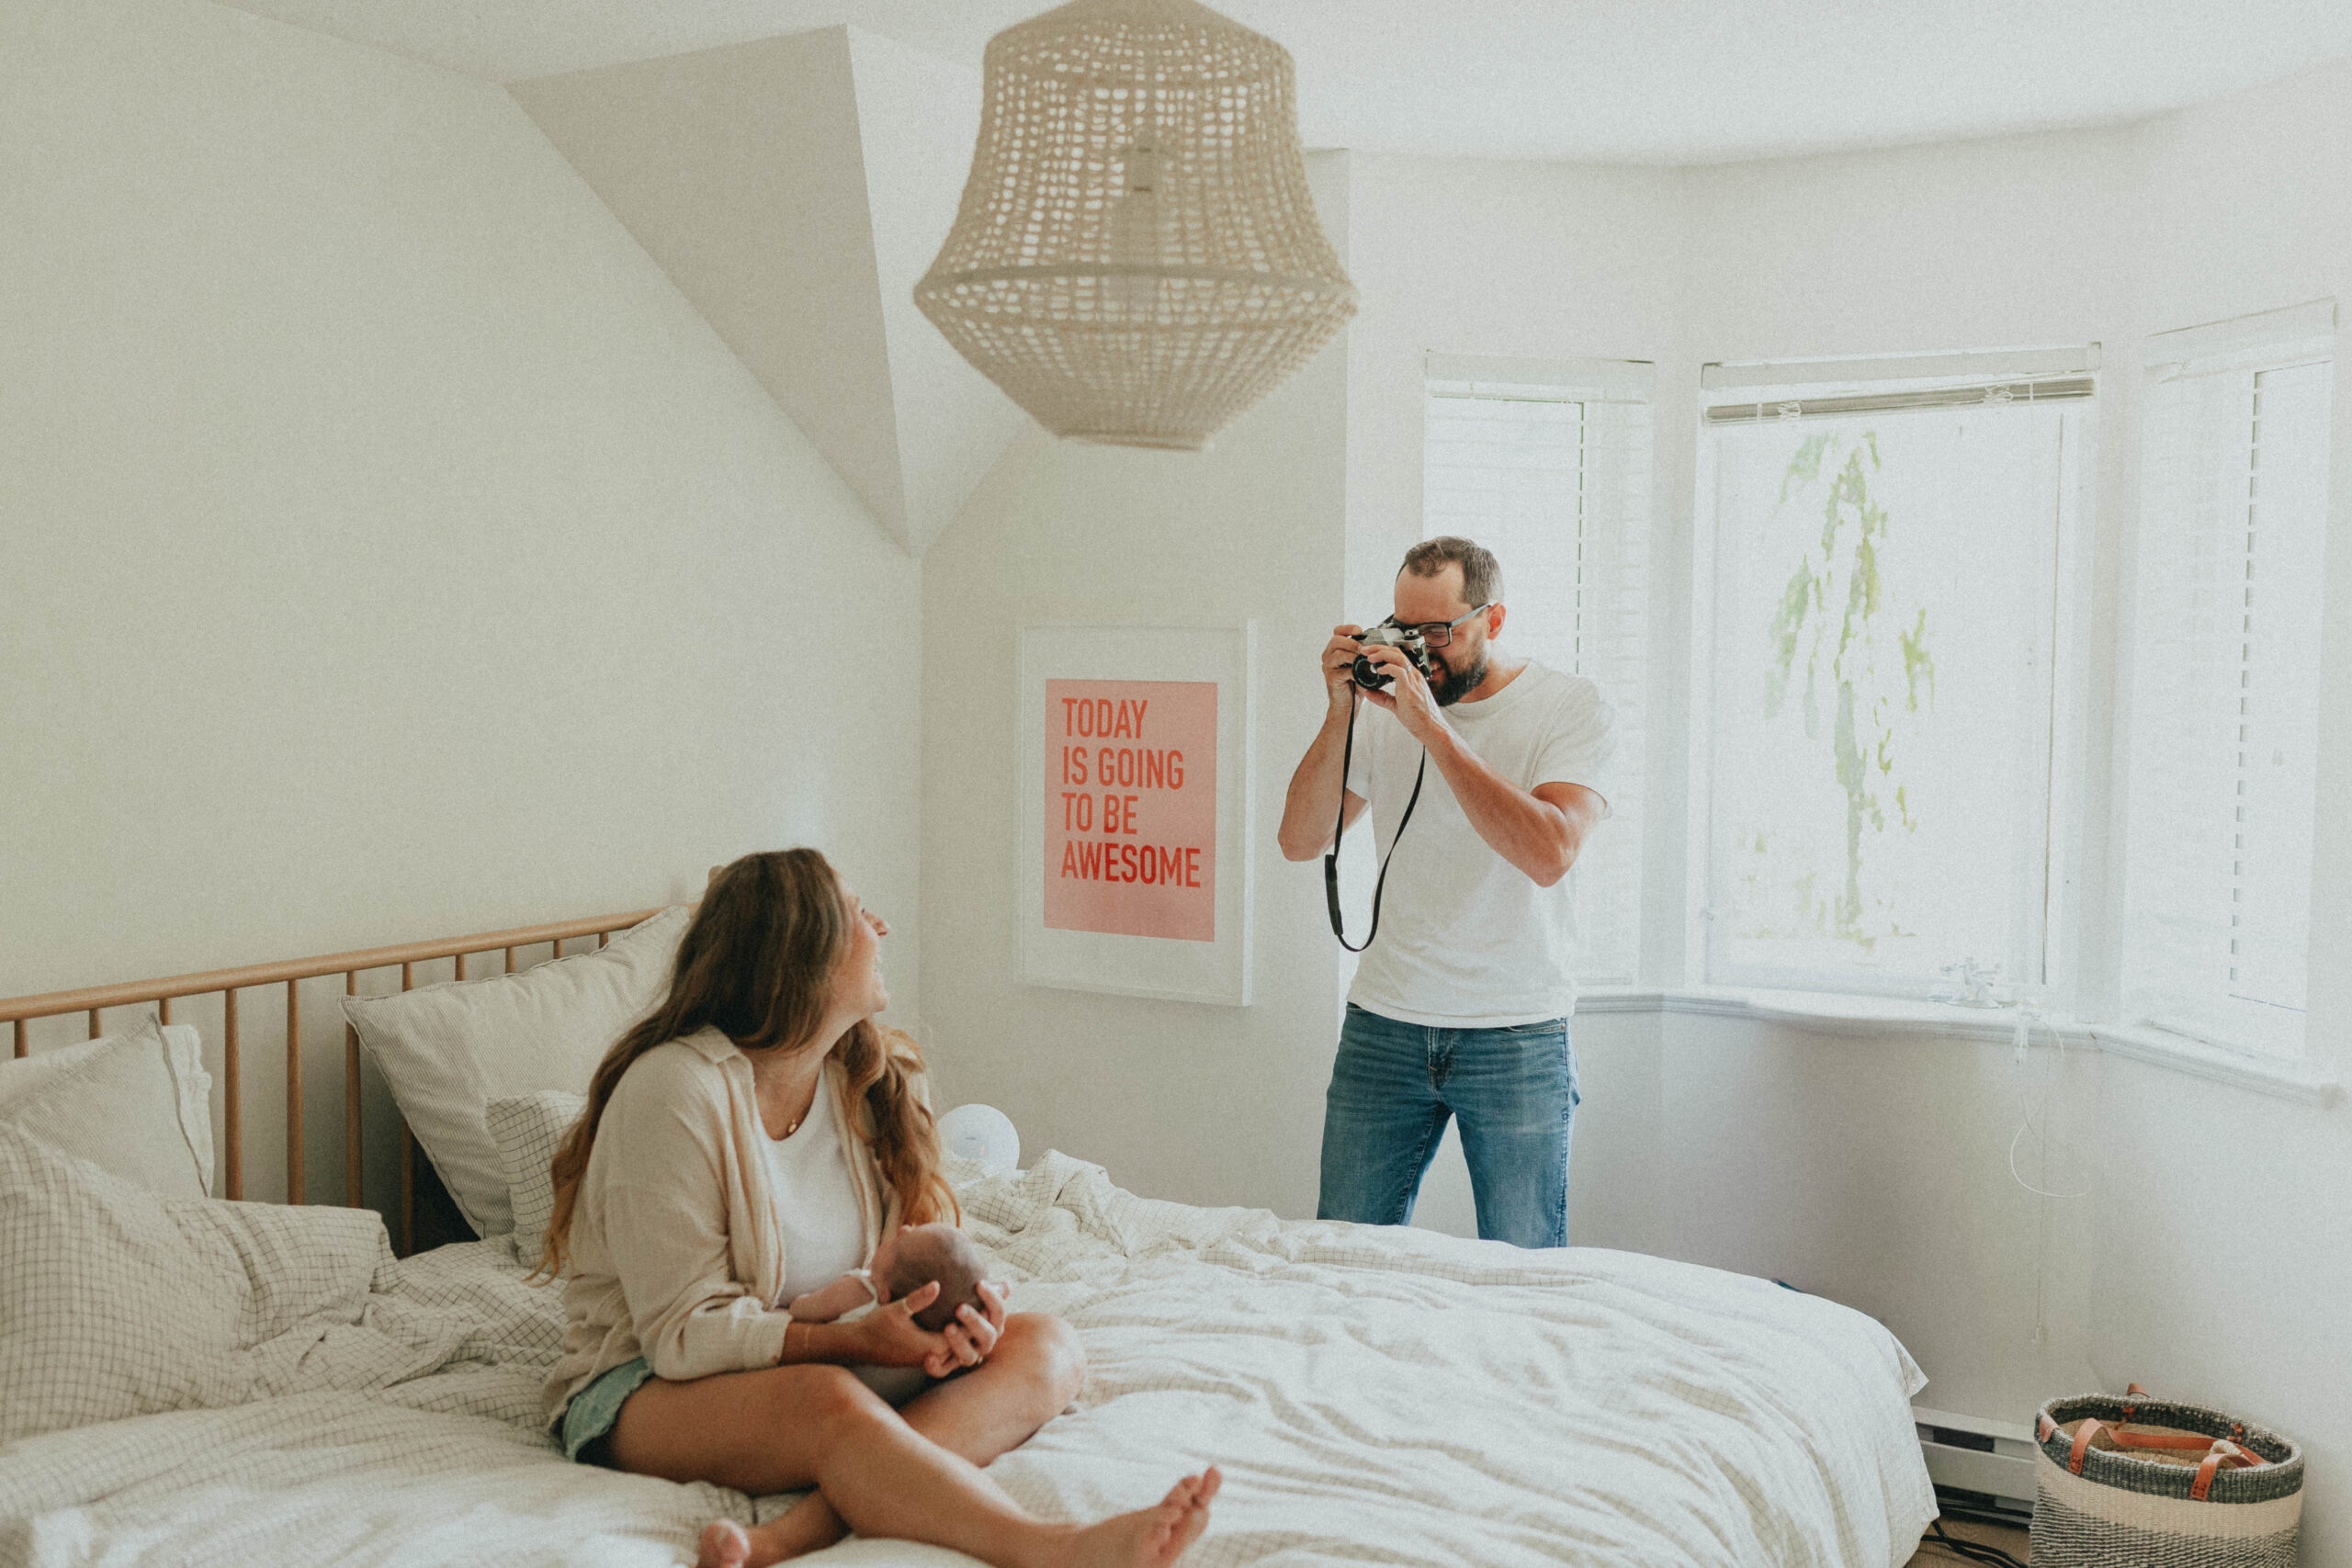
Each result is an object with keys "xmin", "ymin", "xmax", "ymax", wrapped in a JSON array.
[
  {"xmin": 1342, "ymin": 660, "xmax": 1615, "ymax": 1026},
  {"xmin": 763, "ymin": 1077, "xmax": 867, "ymax": 1304}
]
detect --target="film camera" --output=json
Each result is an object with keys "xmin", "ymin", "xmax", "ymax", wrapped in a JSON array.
[{"xmin": 1351, "ymin": 623, "xmax": 1433, "ymax": 691}]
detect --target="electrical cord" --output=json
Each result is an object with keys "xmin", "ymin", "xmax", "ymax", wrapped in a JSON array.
[
  {"xmin": 2007, "ymin": 1002, "xmax": 2089, "ymax": 1200},
  {"xmin": 1323, "ymin": 684, "xmax": 1427, "ymax": 953},
  {"xmin": 1919, "ymin": 1519, "xmax": 2029, "ymax": 1568}
]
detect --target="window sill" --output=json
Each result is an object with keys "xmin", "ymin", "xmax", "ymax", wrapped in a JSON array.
[
  {"xmin": 1578, "ymin": 986, "xmax": 2095, "ymax": 1046},
  {"xmin": 2090, "ymin": 1024, "xmax": 2340, "ymax": 1107},
  {"xmin": 1577, "ymin": 988, "xmax": 2340, "ymax": 1105}
]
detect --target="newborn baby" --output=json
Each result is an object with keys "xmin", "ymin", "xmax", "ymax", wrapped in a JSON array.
[
  {"xmin": 787, "ymin": 1223, "xmax": 993, "ymax": 1402},
  {"xmin": 788, "ymin": 1220, "xmax": 990, "ymax": 1331}
]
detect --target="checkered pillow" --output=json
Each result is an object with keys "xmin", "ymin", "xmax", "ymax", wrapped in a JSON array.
[
  {"xmin": 488, "ymin": 1090, "xmax": 586, "ymax": 1271},
  {"xmin": 0, "ymin": 1121, "xmax": 391, "ymax": 1441}
]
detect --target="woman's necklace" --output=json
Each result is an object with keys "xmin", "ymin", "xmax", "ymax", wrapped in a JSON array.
[
  {"xmin": 780, "ymin": 1079, "xmax": 819, "ymax": 1138},
  {"xmin": 749, "ymin": 1046, "xmax": 825, "ymax": 1139}
]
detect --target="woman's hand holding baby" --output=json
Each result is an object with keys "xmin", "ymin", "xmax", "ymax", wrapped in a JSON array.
[{"xmin": 853, "ymin": 1279, "xmax": 1010, "ymax": 1378}]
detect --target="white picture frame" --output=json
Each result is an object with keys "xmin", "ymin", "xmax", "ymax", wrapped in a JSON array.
[{"xmin": 1017, "ymin": 621, "xmax": 1255, "ymax": 1006}]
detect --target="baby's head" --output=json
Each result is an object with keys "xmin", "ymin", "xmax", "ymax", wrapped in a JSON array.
[{"xmin": 872, "ymin": 1222, "xmax": 989, "ymax": 1334}]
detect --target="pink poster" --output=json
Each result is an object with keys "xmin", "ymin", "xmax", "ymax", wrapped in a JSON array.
[{"xmin": 1043, "ymin": 679, "xmax": 1217, "ymax": 942}]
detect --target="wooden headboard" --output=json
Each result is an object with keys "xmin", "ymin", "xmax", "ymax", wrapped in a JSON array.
[{"xmin": 0, "ymin": 906, "xmax": 662, "ymax": 1254}]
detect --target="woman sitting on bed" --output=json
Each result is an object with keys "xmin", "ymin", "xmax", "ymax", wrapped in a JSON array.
[{"xmin": 535, "ymin": 848, "xmax": 1221, "ymax": 1568}]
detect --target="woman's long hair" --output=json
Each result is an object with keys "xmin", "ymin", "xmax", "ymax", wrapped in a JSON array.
[{"xmin": 534, "ymin": 848, "xmax": 955, "ymax": 1280}]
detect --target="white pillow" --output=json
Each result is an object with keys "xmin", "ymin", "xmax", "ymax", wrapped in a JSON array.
[
  {"xmin": 0, "ymin": 1013, "xmax": 214, "ymax": 1199},
  {"xmin": 488, "ymin": 1089, "xmax": 586, "ymax": 1269},
  {"xmin": 342, "ymin": 906, "xmax": 688, "ymax": 1238},
  {"xmin": 0, "ymin": 1121, "xmax": 393, "ymax": 1442}
]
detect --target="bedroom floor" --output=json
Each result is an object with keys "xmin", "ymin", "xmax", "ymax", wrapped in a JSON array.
[{"xmin": 1905, "ymin": 1517, "xmax": 2031, "ymax": 1564}]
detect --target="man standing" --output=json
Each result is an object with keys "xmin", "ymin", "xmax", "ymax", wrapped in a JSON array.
[{"xmin": 1278, "ymin": 536, "xmax": 1613, "ymax": 1247}]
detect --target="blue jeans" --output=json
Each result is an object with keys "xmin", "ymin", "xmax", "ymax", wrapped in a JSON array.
[{"xmin": 1317, "ymin": 1003, "xmax": 1578, "ymax": 1248}]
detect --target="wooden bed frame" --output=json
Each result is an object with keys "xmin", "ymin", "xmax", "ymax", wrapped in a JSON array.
[{"xmin": 0, "ymin": 906, "xmax": 662, "ymax": 1253}]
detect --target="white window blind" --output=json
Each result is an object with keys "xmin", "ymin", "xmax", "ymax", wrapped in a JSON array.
[
  {"xmin": 1423, "ymin": 357, "xmax": 1651, "ymax": 986},
  {"xmin": 2121, "ymin": 301, "xmax": 2335, "ymax": 1059},
  {"xmin": 1698, "ymin": 349, "xmax": 2093, "ymax": 998}
]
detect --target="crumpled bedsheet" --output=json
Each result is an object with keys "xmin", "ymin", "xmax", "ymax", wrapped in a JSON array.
[{"xmin": 0, "ymin": 1152, "xmax": 1932, "ymax": 1567}]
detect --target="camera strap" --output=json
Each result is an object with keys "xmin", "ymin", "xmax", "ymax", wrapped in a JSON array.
[{"xmin": 1324, "ymin": 689, "xmax": 1428, "ymax": 953}]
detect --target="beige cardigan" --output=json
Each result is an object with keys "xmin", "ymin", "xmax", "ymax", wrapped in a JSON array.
[{"xmin": 541, "ymin": 1024, "xmax": 916, "ymax": 1427}]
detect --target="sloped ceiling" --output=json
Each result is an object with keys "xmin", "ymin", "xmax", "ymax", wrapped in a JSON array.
[
  {"xmin": 512, "ymin": 26, "xmax": 1028, "ymax": 556},
  {"xmin": 219, "ymin": 0, "xmax": 2352, "ymax": 165}
]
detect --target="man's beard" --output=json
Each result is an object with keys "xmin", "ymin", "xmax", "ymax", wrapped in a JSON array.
[{"xmin": 1427, "ymin": 649, "xmax": 1488, "ymax": 706}]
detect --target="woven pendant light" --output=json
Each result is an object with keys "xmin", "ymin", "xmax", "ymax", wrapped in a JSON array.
[{"xmin": 914, "ymin": 0, "xmax": 1357, "ymax": 451}]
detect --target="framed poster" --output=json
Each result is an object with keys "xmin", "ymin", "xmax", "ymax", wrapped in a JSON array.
[{"xmin": 1017, "ymin": 621, "xmax": 1254, "ymax": 1006}]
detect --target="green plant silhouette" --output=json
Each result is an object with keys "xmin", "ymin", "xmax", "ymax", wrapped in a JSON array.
[{"xmin": 1756, "ymin": 429, "xmax": 1935, "ymax": 945}]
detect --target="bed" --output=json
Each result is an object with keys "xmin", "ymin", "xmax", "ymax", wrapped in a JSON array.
[{"xmin": 0, "ymin": 905, "xmax": 1936, "ymax": 1568}]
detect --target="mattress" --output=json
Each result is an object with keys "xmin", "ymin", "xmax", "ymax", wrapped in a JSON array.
[{"xmin": 0, "ymin": 1156, "xmax": 1933, "ymax": 1567}]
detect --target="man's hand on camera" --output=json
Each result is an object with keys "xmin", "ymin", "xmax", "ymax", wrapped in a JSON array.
[
  {"xmin": 1323, "ymin": 624, "xmax": 1366, "ymax": 709},
  {"xmin": 1361, "ymin": 645, "xmax": 1442, "ymax": 741}
]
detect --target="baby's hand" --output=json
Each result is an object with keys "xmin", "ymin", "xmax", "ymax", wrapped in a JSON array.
[
  {"xmin": 786, "ymin": 1271, "xmax": 876, "ymax": 1323},
  {"xmin": 785, "ymin": 1289, "xmax": 844, "ymax": 1324}
]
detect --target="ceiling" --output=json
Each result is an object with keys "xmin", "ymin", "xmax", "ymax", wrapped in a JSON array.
[{"xmin": 211, "ymin": 0, "xmax": 2352, "ymax": 165}]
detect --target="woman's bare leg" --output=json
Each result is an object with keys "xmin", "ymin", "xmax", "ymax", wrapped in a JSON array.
[
  {"xmin": 611, "ymin": 1356, "xmax": 1214, "ymax": 1568},
  {"xmin": 902, "ymin": 1312, "xmax": 1089, "ymax": 1461},
  {"xmin": 717, "ymin": 1314, "xmax": 1089, "ymax": 1563}
]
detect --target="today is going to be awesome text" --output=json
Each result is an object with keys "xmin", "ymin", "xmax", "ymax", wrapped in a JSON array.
[
  {"xmin": 1043, "ymin": 679, "xmax": 1216, "ymax": 942},
  {"xmin": 1056, "ymin": 694, "xmax": 1200, "ymax": 889}
]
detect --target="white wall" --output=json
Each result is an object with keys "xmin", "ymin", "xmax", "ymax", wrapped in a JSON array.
[
  {"xmin": 509, "ymin": 26, "xmax": 1024, "ymax": 558},
  {"xmin": 1341, "ymin": 154, "xmax": 1691, "ymax": 618},
  {"xmin": 912, "ymin": 158, "xmax": 1351, "ymax": 1218},
  {"xmin": 1647, "ymin": 1013, "xmax": 2103, "ymax": 1425},
  {"xmin": 842, "ymin": 27, "xmax": 1035, "ymax": 553},
  {"xmin": 2087, "ymin": 57, "xmax": 2352, "ymax": 1563},
  {"xmin": 0, "ymin": 0, "xmax": 924, "ymax": 1213}
]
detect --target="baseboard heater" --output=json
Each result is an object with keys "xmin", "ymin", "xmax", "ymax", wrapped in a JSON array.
[{"xmin": 1914, "ymin": 1405, "xmax": 2037, "ymax": 1525}]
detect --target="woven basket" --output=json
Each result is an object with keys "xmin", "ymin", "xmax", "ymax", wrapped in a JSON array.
[{"xmin": 2032, "ymin": 1387, "xmax": 2302, "ymax": 1567}]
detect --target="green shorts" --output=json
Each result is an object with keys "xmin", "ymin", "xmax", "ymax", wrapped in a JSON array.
[{"xmin": 560, "ymin": 1356, "xmax": 657, "ymax": 1466}]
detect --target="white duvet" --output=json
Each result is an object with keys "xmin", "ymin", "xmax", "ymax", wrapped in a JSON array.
[{"xmin": 0, "ymin": 1153, "xmax": 1932, "ymax": 1568}]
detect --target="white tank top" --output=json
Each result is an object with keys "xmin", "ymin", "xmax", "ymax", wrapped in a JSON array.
[{"xmin": 763, "ymin": 1078, "xmax": 867, "ymax": 1304}]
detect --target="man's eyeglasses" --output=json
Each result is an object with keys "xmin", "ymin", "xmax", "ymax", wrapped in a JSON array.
[{"xmin": 1382, "ymin": 604, "xmax": 1493, "ymax": 648}]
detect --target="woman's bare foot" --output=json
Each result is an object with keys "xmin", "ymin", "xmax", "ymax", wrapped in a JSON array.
[
  {"xmin": 696, "ymin": 1519, "xmax": 752, "ymax": 1568},
  {"xmin": 1057, "ymin": 1467, "xmax": 1223, "ymax": 1568},
  {"xmin": 695, "ymin": 1495, "xmax": 851, "ymax": 1568}
]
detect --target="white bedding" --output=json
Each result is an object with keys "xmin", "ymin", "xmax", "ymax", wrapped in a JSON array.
[{"xmin": 0, "ymin": 1155, "xmax": 1933, "ymax": 1568}]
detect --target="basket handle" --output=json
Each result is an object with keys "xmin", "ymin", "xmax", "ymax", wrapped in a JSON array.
[
  {"xmin": 2065, "ymin": 1416, "xmax": 2106, "ymax": 1474},
  {"xmin": 2052, "ymin": 1421, "xmax": 2268, "ymax": 1479},
  {"xmin": 2192, "ymin": 1440, "xmax": 2265, "ymax": 1501},
  {"xmin": 2114, "ymin": 1383, "xmax": 2264, "ymax": 1465},
  {"xmin": 2033, "ymin": 1384, "xmax": 2163, "ymax": 1444},
  {"xmin": 2040, "ymin": 1384, "xmax": 2269, "ymax": 1483}
]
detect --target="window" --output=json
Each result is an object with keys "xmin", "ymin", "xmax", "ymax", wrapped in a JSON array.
[
  {"xmin": 2120, "ymin": 302, "xmax": 2335, "ymax": 1059},
  {"xmin": 1696, "ymin": 350, "xmax": 2096, "ymax": 998},
  {"xmin": 1423, "ymin": 355, "xmax": 1652, "ymax": 986}
]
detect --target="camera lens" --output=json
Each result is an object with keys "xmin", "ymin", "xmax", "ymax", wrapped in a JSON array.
[{"xmin": 1351, "ymin": 655, "xmax": 1391, "ymax": 690}]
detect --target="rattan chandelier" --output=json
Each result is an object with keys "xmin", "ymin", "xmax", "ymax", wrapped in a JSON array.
[{"xmin": 913, "ymin": 0, "xmax": 1357, "ymax": 451}]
